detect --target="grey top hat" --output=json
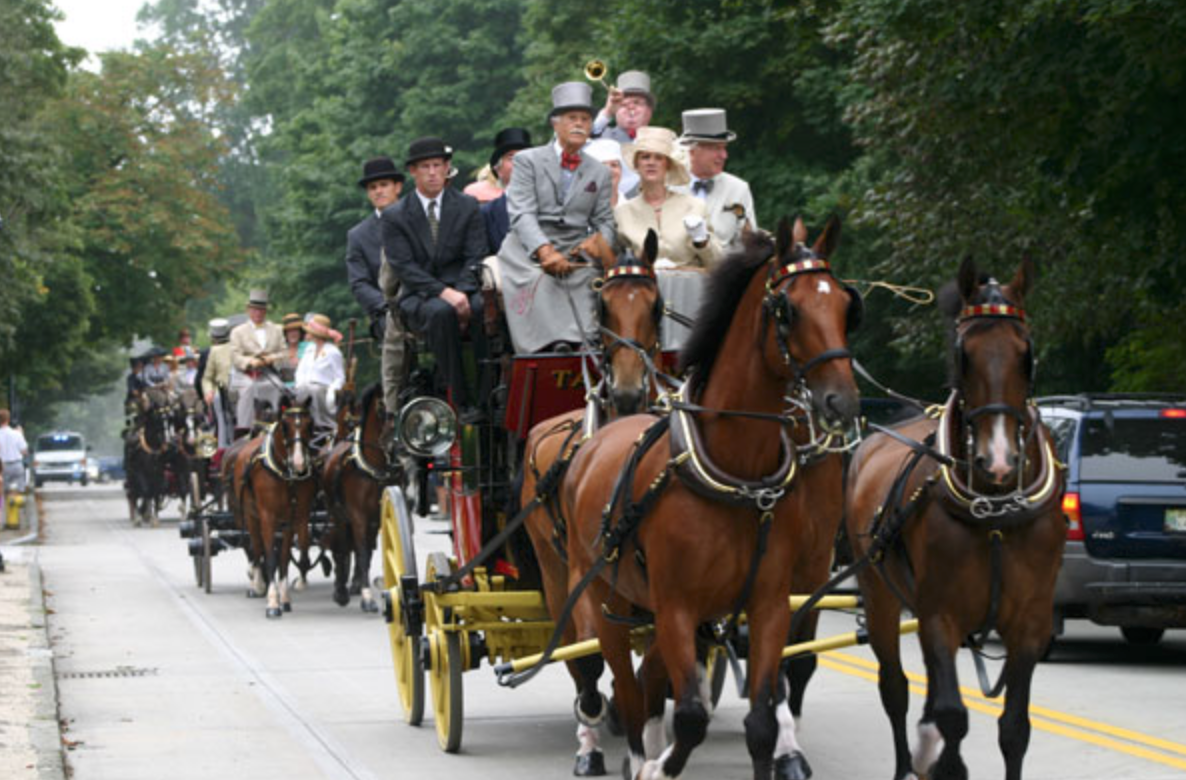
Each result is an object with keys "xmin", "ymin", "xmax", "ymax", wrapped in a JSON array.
[
  {"xmin": 550, "ymin": 81, "xmax": 594, "ymax": 118},
  {"xmin": 679, "ymin": 108, "xmax": 737, "ymax": 144},
  {"xmin": 247, "ymin": 288, "xmax": 269, "ymax": 308},
  {"xmin": 208, "ymin": 317, "xmax": 230, "ymax": 343},
  {"xmin": 618, "ymin": 70, "xmax": 655, "ymax": 108}
]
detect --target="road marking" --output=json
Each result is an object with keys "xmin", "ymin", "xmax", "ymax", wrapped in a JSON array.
[{"xmin": 818, "ymin": 651, "xmax": 1186, "ymax": 772}]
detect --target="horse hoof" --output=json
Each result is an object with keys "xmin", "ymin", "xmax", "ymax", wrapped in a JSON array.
[
  {"xmin": 282, "ymin": 602, "xmax": 292, "ymax": 613},
  {"xmin": 266, "ymin": 608, "xmax": 282, "ymax": 619},
  {"xmin": 574, "ymin": 749, "xmax": 606, "ymax": 776},
  {"xmin": 775, "ymin": 751, "xmax": 812, "ymax": 780},
  {"xmin": 361, "ymin": 599, "xmax": 379, "ymax": 614},
  {"xmin": 333, "ymin": 589, "xmax": 350, "ymax": 607},
  {"xmin": 246, "ymin": 589, "xmax": 263, "ymax": 599}
]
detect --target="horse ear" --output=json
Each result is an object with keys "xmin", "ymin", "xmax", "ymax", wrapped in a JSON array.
[
  {"xmin": 957, "ymin": 256, "xmax": 979, "ymax": 303},
  {"xmin": 1008, "ymin": 255, "xmax": 1035, "ymax": 304},
  {"xmin": 775, "ymin": 217, "xmax": 793, "ymax": 258},
  {"xmin": 792, "ymin": 217, "xmax": 808, "ymax": 246},
  {"xmin": 642, "ymin": 229, "xmax": 659, "ymax": 268},
  {"xmin": 811, "ymin": 214, "xmax": 841, "ymax": 260}
]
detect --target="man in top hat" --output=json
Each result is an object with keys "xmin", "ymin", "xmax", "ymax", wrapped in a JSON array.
[
  {"xmin": 229, "ymin": 289, "xmax": 286, "ymax": 433},
  {"xmin": 674, "ymin": 108, "xmax": 758, "ymax": 253},
  {"xmin": 592, "ymin": 70, "xmax": 654, "ymax": 197},
  {"xmin": 498, "ymin": 81, "xmax": 615, "ymax": 353},
  {"xmin": 382, "ymin": 137, "xmax": 489, "ymax": 415},
  {"xmin": 201, "ymin": 318, "xmax": 235, "ymax": 447},
  {"xmin": 481, "ymin": 127, "xmax": 532, "ymax": 254},
  {"xmin": 346, "ymin": 156, "xmax": 407, "ymax": 415}
]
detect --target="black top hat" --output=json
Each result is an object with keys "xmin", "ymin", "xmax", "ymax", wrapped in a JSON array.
[
  {"xmin": 358, "ymin": 156, "xmax": 404, "ymax": 188},
  {"xmin": 405, "ymin": 137, "xmax": 453, "ymax": 168},
  {"xmin": 489, "ymin": 127, "xmax": 533, "ymax": 170}
]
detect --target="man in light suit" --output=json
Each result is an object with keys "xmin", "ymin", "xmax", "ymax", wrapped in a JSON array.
[
  {"xmin": 345, "ymin": 156, "xmax": 406, "ymax": 414},
  {"xmin": 675, "ymin": 108, "xmax": 759, "ymax": 253},
  {"xmin": 383, "ymin": 137, "xmax": 489, "ymax": 415},
  {"xmin": 498, "ymin": 81, "xmax": 615, "ymax": 353},
  {"xmin": 229, "ymin": 289, "xmax": 286, "ymax": 434}
]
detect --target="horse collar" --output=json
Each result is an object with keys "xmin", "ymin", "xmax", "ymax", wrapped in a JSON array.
[
  {"xmin": 668, "ymin": 382, "xmax": 798, "ymax": 509},
  {"xmin": 935, "ymin": 394, "xmax": 1061, "ymax": 526},
  {"xmin": 349, "ymin": 425, "xmax": 397, "ymax": 483}
]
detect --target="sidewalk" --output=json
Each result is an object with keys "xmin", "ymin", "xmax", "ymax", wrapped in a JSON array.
[{"xmin": 0, "ymin": 493, "xmax": 66, "ymax": 780}]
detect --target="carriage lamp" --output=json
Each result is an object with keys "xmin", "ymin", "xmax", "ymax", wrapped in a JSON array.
[{"xmin": 398, "ymin": 397, "xmax": 457, "ymax": 458}]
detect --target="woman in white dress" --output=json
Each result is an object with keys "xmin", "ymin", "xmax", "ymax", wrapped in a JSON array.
[
  {"xmin": 614, "ymin": 126, "xmax": 722, "ymax": 269},
  {"xmin": 294, "ymin": 314, "xmax": 345, "ymax": 433}
]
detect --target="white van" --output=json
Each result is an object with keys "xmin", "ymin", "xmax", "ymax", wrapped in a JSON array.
[{"xmin": 32, "ymin": 431, "xmax": 91, "ymax": 487}]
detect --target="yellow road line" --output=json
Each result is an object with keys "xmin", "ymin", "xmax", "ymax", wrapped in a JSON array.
[{"xmin": 817, "ymin": 652, "xmax": 1186, "ymax": 772}]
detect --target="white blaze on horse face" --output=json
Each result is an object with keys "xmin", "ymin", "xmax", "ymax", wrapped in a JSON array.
[
  {"xmin": 987, "ymin": 414, "xmax": 1012, "ymax": 483},
  {"xmin": 773, "ymin": 702, "xmax": 803, "ymax": 759},
  {"xmin": 816, "ymin": 279, "xmax": 832, "ymax": 296},
  {"xmin": 292, "ymin": 434, "xmax": 306, "ymax": 474}
]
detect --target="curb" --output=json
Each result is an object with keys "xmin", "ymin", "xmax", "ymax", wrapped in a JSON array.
[{"xmin": 27, "ymin": 560, "xmax": 66, "ymax": 780}]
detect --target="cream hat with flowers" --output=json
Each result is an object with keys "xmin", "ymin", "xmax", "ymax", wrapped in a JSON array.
[{"xmin": 621, "ymin": 127, "xmax": 690, "ymax": 186}]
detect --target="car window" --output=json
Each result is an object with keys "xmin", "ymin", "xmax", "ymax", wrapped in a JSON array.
[
  {"xmin": 1043, "ymin": 416, "xmax": 1077, "ymax": 463},
  {"xmin": 37, "ymin": 434, "xmax": 83, "ymax": 452},
  {"xmin": 1079, "ymin": 416, "xmax": 1186, "ymax": 483}
]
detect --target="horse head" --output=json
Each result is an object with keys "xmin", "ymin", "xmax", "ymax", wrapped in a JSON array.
[
  {"xmin": 945, "ymin": 256, "xmax": 1035, "ymax": 489},
  {"xmin": 278, "ymin": 395, "xmax": 314, "ymax": 477},
  {"xmin": 765, "ymin": 215, "xmax": 861, "ymax": 433},
  {"xmin": 598, "ymin": 229, "xmax": 662, "ymax": 416}
]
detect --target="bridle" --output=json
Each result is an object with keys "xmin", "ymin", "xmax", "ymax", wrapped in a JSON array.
[
  {"xmin": 259, "ymin": 406, "xmax": 314, "ymax": 481},
  {"xmin": 594, "ymin": 262, "xmax": 663, "ymax": 378}
]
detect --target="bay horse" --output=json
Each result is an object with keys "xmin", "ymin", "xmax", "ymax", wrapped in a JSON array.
[
  {"xmin": 844, "ymin": 257, "xmax": 1064, "ymax": 780},
  {"xmin": 322, "ymin": 382, "xmax": 397, "ymax": 612},
  {"xmin": 556, "ymin": 218, "xmax": 860, "ymax": 780},
  {"xmin": 520, "ymin": 231, "xmax": 665, "ymax": 775},
  {"xmin": 231, "ymin": 397, "xmax": 317, "ymax": 618},
  {"xmin": 124, "ymin": 387, "xmax": 173, "ymax": 527}
]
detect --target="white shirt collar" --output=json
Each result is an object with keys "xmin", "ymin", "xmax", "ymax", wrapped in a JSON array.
[{"xmin": 416, "ymin": 189, "xmax": 441, "ymax": 215}]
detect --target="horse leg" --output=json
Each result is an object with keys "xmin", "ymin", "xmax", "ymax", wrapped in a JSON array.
[
  {"xmin": 331, "ymin": 513, "xmax": 352, "ymax": 607},
  {"xmin": 582, "ymin": 578, "xmax": 645, "ymax": 779},
  {"xmin": 638, "ymin": 644, "xmax": 669, "ymax": 762},
  {"xmin": 920, "ymin": 618, "xmax": 967, "ymax": 780},
  {"xmin": 744, "ymin": 599, "xmax": 807, "ymax": 780},
  {"xmin": 639, "ymin": 609, "xmax": 708, "ymax": 780},
  {"xmin": 357, "ymin": 506, "xmax": 379, "ymax": 612},
  {"xmin": 569, "ymin": 586, "xmax": 621, "ymax": 776},
  {"xmin": 262, "ymin": 513, "xmax": 282, "ymax": 619},
  {"xmin": 860, "ymin": 569, "xmax": 920, "ymax": 780},
  {"xmin": 783, "ymin": 609, "xmax": 819, "ymax": 727},
  {"xmin": 279, "ymin": 528, "xmax": 293, "ymax": 612},
  {"xmin": 998, "ymin": 612, "xmax": 1049, "ymax": 780}
]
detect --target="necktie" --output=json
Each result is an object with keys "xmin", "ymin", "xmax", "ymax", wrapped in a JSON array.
[
  {"xmin": 427, "ymin": 199, "xmax": 439, "ymax": 245},
  {"xmin": 692, "ymin": 178, "xmax": 714, "ymax": 195},
  {"xmin": 561, "ymin": 152, "xmax": 582, "ymax": 171}
]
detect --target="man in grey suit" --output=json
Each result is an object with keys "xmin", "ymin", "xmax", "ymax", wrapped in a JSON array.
[
  {"xmin": 383, "ymin": 137, "xmax": 489, "ymax": 414},
  {"xmin": 345, "ymin": 156, "xmax": 406, "ymax": 413},
  {"xmin": 498, "ymin": 81, "xmax": 615, "ymax": 353},
  {"xmin": 675, "ymin": 108, "xmax": 759, "ymax": 253}
]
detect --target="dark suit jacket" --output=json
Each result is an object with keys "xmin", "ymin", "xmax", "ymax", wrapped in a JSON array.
[
  {"xmin": 481, "ymin": 194, "xmax": 510, "ymax": 255},
  {"xmin": 345, "ymin": 212, "xmax": 386, "ymax": 317},
  {"xmin": 382, "ymin": 188, "xmax": 487, "ymax": 301}
]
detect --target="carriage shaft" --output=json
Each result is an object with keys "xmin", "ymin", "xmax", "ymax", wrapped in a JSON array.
[{"xmin": 780, "ymin": 619, "xmax": 919, "ymax": 659}]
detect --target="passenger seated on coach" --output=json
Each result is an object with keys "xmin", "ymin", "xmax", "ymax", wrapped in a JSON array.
[
  {"xmin": 496, "ymin": 81, "xmax": 615, "ymax": 354},
  {"xmin": 382, "ymin": 137, "xmax": 490, "ymax": 421}
]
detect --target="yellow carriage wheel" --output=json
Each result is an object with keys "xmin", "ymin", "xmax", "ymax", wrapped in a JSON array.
[
  {"xmin": 428, "ymin": 629, "xmax": 464, "ymax": 753},
  {"xmin": 190, "ymin": 471, "xmax": 206, "ymax": 589},
  {"xmin": 381, "ymin": 486, "xmax": 424, "ymax": 726}
]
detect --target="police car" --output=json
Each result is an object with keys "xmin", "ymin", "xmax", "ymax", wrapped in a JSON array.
[{"xmin": 32, "ymin": 431, "xmax": 91, "ymax": 487}]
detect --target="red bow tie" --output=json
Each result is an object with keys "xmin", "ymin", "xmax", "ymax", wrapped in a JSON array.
[
  {"xmin": 561, "ymin": 151, "xmax": 582, "ymax": 171},
  {"xmin": 626, "ymin": 128, "xmax": 637, "ymax": 139}
]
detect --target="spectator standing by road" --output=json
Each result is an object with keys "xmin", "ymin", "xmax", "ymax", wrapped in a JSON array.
[{"xmin": 0, "ymin": 409, "xmax": 29, "ymax": 496}]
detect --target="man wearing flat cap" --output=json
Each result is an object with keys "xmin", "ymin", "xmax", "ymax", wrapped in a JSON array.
[
  {"xmin": 229, "ymin": 289, "xmax": 286, "ymax": 434},
  {"xmin": 347, "ymin": 156, "xmax": 408, "ymax": 415},
  {"xmin": 383, "ymin": 137, "xmax": 489, "ymax": 416},
  {"xmin": 481, "ymin": 127, "xmax": 532, "ymax": 255},
  {"xmin": 498, "ymin": 81, "xmax": 615, "ymax": 353},
  {"xmin": 674, "ymin": 108, "xmax": 758, "ymax": 254}
]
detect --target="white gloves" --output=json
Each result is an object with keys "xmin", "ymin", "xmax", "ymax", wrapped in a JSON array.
[
  {"xmin": 683, "ymin": 214, "xmax": 709, "ymax": 245},
  {"xmin": 653, "ymin": 258, "xmax": 677, "ymax": 270}
]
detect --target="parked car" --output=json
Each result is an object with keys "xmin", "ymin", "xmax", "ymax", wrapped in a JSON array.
[
  {"xmin": 1038, "ymin": 394, "xmax": 1186, "ymax": 645},
  {"xmin": 97, "ymin": 456, "xmax": 125, "ymax": 483},
  {"xmin": 32, "ymin": 431, "xmax": 92, "ymax": 487}
]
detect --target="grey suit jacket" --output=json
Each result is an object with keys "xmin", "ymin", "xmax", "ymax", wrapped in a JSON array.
[
  {"xmin": 345, "ymin": 212, "xmax": 386, "ymax": 317},
  {"xmin": 505, "ymin": 144, "xmax": 615, "ymax": 256}
]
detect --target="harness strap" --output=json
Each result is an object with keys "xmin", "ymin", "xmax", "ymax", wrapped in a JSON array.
[{"xmin": 966, "ymin": 529, "xmax": 1008, "ymax": 698}]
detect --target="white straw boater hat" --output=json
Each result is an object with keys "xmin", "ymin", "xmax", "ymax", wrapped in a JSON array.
[
  {"xmin": 678, "ymin": 108, "xmax": 737, "ymax": 144},
  {"xmin": 621, "ymin": 126, "xmax": 690, "ymax": 186}
]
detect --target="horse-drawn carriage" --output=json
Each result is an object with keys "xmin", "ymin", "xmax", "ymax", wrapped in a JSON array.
[{"xmin": 377, "ymin": 220, "xmax": 1066, "ymax": 780}]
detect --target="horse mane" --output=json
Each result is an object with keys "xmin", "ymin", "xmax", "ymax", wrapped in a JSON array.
[
  {"xmin": 359, "ymin": 381, "xmax": 383, "ymax": 427},
  {"xmin": 678, "ymin": 232, "xmax": 776, "ymax": 392}
]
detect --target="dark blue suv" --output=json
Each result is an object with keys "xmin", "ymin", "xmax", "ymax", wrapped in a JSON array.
[{"xmin": 1038, "ymin": 394, "xmax": 1186, "ymax": 645}]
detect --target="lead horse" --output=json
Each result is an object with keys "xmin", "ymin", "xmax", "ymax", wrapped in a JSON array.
[
  {"xmin": 557, "ymin": 218, "xmax": 860, "ymax": 780},
  {"xmin": 845, "ymin": 257, "xmax": 1064, "ymax": 780}
]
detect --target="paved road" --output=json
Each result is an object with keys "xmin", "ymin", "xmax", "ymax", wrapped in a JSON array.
[{"xmin": 29, "ymin": 485, "xmax": 1186, "ymax": 779}]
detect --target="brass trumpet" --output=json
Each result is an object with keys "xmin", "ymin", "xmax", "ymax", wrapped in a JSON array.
[{"xmin": 584, "ymin": 59, "xmax": 612, "ymax": 91}]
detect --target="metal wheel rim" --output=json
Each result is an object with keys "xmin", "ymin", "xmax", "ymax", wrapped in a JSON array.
[{"xmin": 430, "ymin": 630, "xmax": 463, "ymax": 753}]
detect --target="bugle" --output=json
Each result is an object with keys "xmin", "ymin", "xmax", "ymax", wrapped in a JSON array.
[{"xmin": 584, "ymin": 59, "xmax": 612, "ymax": 91}]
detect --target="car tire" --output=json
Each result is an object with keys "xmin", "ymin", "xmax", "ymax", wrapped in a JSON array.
[
  {"xmin": 35, "ymin": 478, "xmax": 44, "ymax": 488},
  {"xmin": 1120, "ymin": 627, "xmax": 1164, "ymax": 646}
]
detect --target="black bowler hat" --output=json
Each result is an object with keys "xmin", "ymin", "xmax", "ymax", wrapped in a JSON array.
[
  {"xmin": 357, "ymin": 156, "xmax": 404, "ymax": 188},
  {"xmin": 405, "ymin": 137, "xmax": 453, "ymax": 168},
  {"xmin": 489, "ymin": 127, "xmax": 533, "ymax": 170}
]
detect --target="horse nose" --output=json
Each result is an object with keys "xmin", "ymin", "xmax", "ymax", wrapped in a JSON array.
[
  {"xmin": 976, "ymin": 453, "xmax": 1016, "ymax": 485},
  {"xmin": 823, "ymin": 391, "xmax": 859, "ymax": 429},
  {"xmin": 613, "ymin": 387, "xmax": 645, "ymax": 417}
]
